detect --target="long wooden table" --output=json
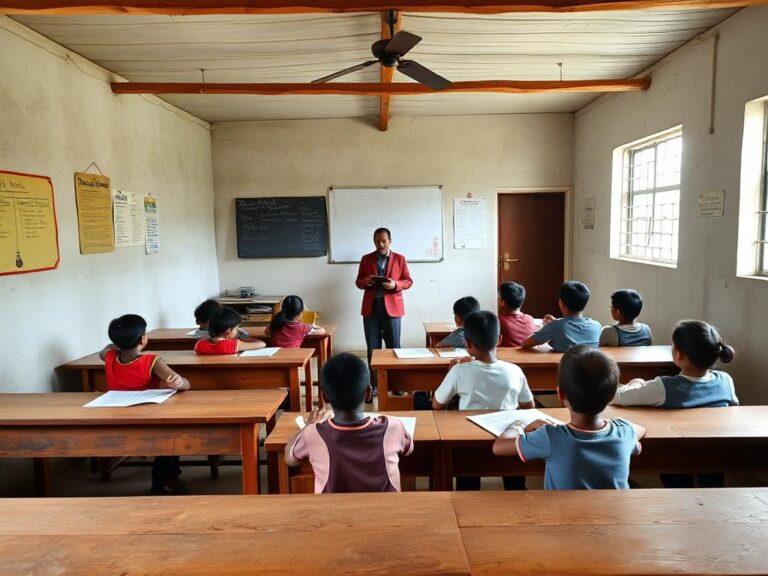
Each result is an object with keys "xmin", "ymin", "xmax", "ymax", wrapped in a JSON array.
[
  {"xmin": 423, "ymin": 320, "xmax": 543, "ymax": 347},
  {"xmin": 59, "ymin": 348, "xmax": 313, "ymax": 411},
  {"xmin": 434, "ymin": 406, "xmax": 768, "ymax": 490},
  {"xmin": 264, "ymin": 411, "xmax": 441, "ymax": 494},
  {"xmin": 0, "ymin": 390, "xmax": 286, "ymax": 495},
  {"xmin": 1, "ymin": 490, "xmax": 766, "ymax": 575},
  {"xmin": 145, "ymin": 324, "xmax": 336, "ymax": 379},
  {"xmin": 372, "ymin": 345, "xmax": 677, "ymax": 410}
]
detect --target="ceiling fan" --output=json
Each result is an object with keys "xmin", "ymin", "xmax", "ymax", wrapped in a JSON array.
[{"xmin": 311, "ymin": 12, "xmax": 451, "ymax": 90}]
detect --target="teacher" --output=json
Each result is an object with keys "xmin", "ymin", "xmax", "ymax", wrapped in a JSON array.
[{"xmin": 355, "ymin": 227, "xmax": 413, "ymax": 401}]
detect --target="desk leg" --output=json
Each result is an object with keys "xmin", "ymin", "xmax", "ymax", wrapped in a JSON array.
[
  {"xmin": 289, "ymin": 369, "xmax": 301, "ymax": 412},
  {"xmin": 429, "ymin": 444, "xmax": 442, "ymax": 492},
  {"xmin": 277, "ymin": 452, "xmax": 291, "ymax": 494},
  {"xmin": 437, "ymin": 446, "xmax": 453, "ymax": 491},
  {"xmin": 241, "ymin": 423, "xmax": 260, "ymax": 495},
  {"xmin": 317, "ymin": 338, "xmax": 328, "ymax": 409},
  {"xmin": 304, "ymin": 358, "xmax": 314, "ymax": 412},
  {"xmin": 33, "ymin": 458, "xmax": 51, "ymax": 496},
  {"xmin": 81, "ymin": 369, "xmax": 92, "ymax": 392},
  {"xmin": 378, "ymin": 369, "xmax": 389, "ymax": 411}
]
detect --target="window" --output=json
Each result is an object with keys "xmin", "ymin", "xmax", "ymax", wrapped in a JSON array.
[
  {"xmin": 616, "ymin": 128, "xmax": 682, "ymax": 266},
  {"xmin": 757, "ymin": 103, "xmax": 768, "ymax": 275}
]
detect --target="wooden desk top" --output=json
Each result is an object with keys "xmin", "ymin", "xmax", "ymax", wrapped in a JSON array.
[
  {"xmin": 60, "ymin": 348, "xmax": 313, "ymax": 370},
  {"xmin": 371, "ymin": 346, "xmax": 674, "ymax": 370},
  {"xmin": 0, "ymin": 493, "xmax": 471, "ymax": 576},
  {"xmin": 264, "ymin": 411, "xmax": 440, "ymax": 451},
  {"xmin": 454, "ymin": 489, "xmax": 768, "ymax": 576},
  {"xmin": 148, "ymin": 324, "xmax": 337, "ymax": 341},
  {"xmin": 423, "ymin": 322, "xmax": 458, "ymax": 334},
  {"xmin": 0, "ymin": 390, "xmax": 286, "ymax": 426}
]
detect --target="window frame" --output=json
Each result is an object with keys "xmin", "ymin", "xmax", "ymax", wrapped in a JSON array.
[{"xmin": 757, "ymin": 102, "xmax": 768, "ymax": 276}]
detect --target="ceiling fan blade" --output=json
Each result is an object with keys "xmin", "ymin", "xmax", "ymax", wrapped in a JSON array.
[
  {"xmin": 385, "ymin": 31, "xmax": 422, "ymax": 56},
  {"xmin": 397, "ymin": 60, "xmax": 452, "ymax": 90},
  {"xmin": 311, "ymin": 60, "xmax": 378, "ymax": 84}
]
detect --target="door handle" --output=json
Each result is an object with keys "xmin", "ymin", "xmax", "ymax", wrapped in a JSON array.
[{"xmin": 499, "ymin": 252, "xmax": 519, "ymax": 270}]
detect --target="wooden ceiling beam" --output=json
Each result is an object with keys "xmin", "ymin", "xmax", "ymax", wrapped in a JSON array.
[
  {"xmin": 110, "ymin": 79, "xmax": 651, "ymax": 95},
  {"xmin": 1, "ymin": 0, "xmax": 764, "ymax": 15},
  {"xmin": 378, "ymin": 10, "xmax": 401, "ymax": 132}
]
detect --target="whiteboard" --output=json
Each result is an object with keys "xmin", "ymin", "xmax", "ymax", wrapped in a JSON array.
[{"xmin": 328, "ymin": 186, "xmax": 443, "ymax": 263}]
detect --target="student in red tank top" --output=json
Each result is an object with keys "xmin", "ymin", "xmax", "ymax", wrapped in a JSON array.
[
  {"xmin": 265, "ymin": 295, "xmax": 325, "ymax": 349},
  {"xmin": 194, "ymin": 307, "xmax": 267, "ymax": 355},
  {"xmin": 98, "ymin": 314, "xmax": 190, "ymax": 494}
]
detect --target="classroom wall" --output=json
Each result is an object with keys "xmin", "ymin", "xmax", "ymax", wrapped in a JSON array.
[
  {"xmin": 213, "ymin": 114, "xmax": 574, "ymax": 353},
  {"xmin": 573, "ymin": 6, "xmax": 768, "ymax": 404},
  {"xmin": 0, "ymin": 17, "xmax": 218, "ymax": 493}
]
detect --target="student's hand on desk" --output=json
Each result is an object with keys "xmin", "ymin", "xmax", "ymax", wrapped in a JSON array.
[
  {"xmin": 450, "ymin": 355, "xmax": 474, "ymax": 367},
  {"xmin": 542, "ymin": 314, "xmax": 557, "ymax": 325},
  {"xmin": 306, "ymin": 406, "xmax": 333, "ymax": 426},
  {"xmin": 523, "ymin": 419, "xmax": 549, "ymax": 433},
  {"xmin": 382, "ymin": 278, "xmax": 396, "ymax": 290},
  {"xmin": 165, "ymin": 373, "xmax": 184, "ymax": 390}
]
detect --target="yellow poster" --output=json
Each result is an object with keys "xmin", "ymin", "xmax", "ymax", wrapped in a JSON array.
[
  {"xmin": 0, "ymin": 170, "xmax": 59, "ymax": 276},
  {"xmin": 75, "ymin": 172, "xmax": 114, "ymax": 254}
]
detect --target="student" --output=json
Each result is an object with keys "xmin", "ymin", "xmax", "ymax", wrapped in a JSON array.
[
  {"xmin": 285, "ymin": 352, "xmax": 413, "ymax": 493},
  {"xmin": 433, "ymin": 310, "xmax": 534, "ymax": 490},
  {"xmin": 194, "ymin": 307, "xmax": 266, "ymax": 354},
  {"xmin": 436, "ymin": 296, "xmax": 480, "ymax": 348},
  {"xmin": 265, "ymin": 295, "xmax": 325, "ymax": 348},
  {"xmin": 521, "ymin": 281, "xmax": 600, "ymax": 352},
  {"xmin": 498, "ymin": 281, "xmax": 536, "ymax": 347},
  {"xmin": 493, "ymin": 345, "xmax": 646, "ymax": 490},
  {"xmin": 98, "ymin": 314, "xmax": 190, "ymax": 494},
  {"xmin": 611, "ymin": 320, "xmax": 736, "ymax": 487},
  {"xmin": 600, "ymin": 289, "xmax": 653, "ymax": 346},
  {"xmin": 191, "ymin": 298, "xmax": 249, "ymax": 339}
]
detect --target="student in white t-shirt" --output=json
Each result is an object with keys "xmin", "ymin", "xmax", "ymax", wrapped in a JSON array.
[{"xmin": 433, "ymin": 310, "xmax": 534, "ymax": 490}]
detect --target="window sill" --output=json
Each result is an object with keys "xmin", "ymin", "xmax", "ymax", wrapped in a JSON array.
[
  {"xmin": 610, "ymin": 256, "xmax": 677, "ymax": 269},
  {"xmin": 736, "ymin": 274, "xmax": 768, "ymax": 283}
]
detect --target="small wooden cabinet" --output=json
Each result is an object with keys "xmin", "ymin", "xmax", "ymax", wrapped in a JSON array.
[{"xmin": 217, "ymin": 296, "xmax": 283, "ymax": 326}]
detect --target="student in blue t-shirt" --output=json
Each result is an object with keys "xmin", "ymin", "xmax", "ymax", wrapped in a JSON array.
[
  {"xmin": 493, "ymin": 345, "xmax": 645, "ymax": 490},
  {"xmin": 435, "ymin": 296, "xmax": 481, "ymax": 348},
  {"xmin": 599, "ymin": 289, "xmax": 653, "ymax": 347},
  {"xmin": 521, "ymin": 281, "xmax": 601, "ymax": 352}
]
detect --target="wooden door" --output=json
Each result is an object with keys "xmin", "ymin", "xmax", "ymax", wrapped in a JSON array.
[{"xmin": 498, "ymin": 192, "xmax": 566, "ymax": 318}]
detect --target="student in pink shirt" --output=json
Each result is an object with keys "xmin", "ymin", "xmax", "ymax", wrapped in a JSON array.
[
  {"xmin": 266, "ymin": 295, "xmax": 325, "ymax": 348},
  {"xmin": 498, "ymin": 281, "xmax": 536, "ymax": 347}
]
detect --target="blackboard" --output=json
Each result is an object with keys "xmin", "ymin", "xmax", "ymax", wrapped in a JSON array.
[{"xmin": 235, "ymin": 197, "xmax": 328, "ymax": 258}]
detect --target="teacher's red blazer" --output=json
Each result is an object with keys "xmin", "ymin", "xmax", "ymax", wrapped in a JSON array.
[{"xmin": 356, "ymin": 251, "xmax": 413, "ymax": 317}]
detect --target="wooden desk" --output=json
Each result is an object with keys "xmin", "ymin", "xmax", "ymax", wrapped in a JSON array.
[
  {"xmin": 423, "ymin": 322, "xmax": 456, "ymax": 347},
  {"xmin": 372, "ymin": 346, "xmax": 677, "ymax": 410},
  {"xmin": 0, "ymin": 492, "xmax": 472, "ymax": 576},
  {"xmin": 59, "ymin": 348, "xmax": 313, "ymax": 411},
  {"xmin": 0, "ymin": 390, "xmax": 285, "ymax": 495},
  {"xmin": 264, "ymin": 411, "xmax": 441, "ymax": 494},
  {"xmin": 434, "ymin": 406, "xmax": 768, "ymax": 490},
  {"xmin": 454, "ymin": 489, "xmax": 768, "ymax": 576}
]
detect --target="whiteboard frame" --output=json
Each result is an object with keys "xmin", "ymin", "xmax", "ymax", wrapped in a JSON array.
[{"xmin": 327, "ymin": 185, "xmax": 444, "ymax": 264}]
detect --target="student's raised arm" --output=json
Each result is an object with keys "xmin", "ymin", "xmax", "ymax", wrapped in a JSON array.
[
  {"xmin": 152, "ymin": 358, "xmax": 190, "ymax": 391},
  {"xmin": 285, "ymin": 407, "xmax": 332, "ymax": 466}
]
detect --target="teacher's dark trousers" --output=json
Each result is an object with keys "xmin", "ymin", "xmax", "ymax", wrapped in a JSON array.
[{"xmin": 363, "ymin": 297, "xmax": 401, "ymax": 388}]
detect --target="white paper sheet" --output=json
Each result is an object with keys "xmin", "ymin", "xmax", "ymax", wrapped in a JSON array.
[
  {"xmin": 239, "ymin": 347, "xmax": 280, "ymax": 357},
  {"xmin": 466, "ymin": 409, "xmax": 564, "ymax": 437},
  {"xmin": 84, "ymin": 389, "xmax": 176, "ymax": 408},
  {"xmin": 437, "ymin": 348, "xmax": 470, "ymax": 358},
  {"xmin": 393, "ymin": 348, "xmax": 434, "ymax": 359}
]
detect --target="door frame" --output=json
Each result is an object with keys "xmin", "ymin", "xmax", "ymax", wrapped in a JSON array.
[{"xmin": 495, "ymin": 187, "xmax": 573, "ymax": 285}]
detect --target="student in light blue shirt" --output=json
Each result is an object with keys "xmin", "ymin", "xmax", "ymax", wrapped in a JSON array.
[
  {"xmin": 436, "ymin": 296, "xmax": 481, "ymax": 348},
  {"xmin": 493, "ymin": 345, "xmax": 645, "ymax": 490},
  {"xmin": 600, "ymin": 289, "xmax": 653, "ymax": 347},
  {"xmin": 521, "ymin": 281, "xmax": 601, "ymax": 352}
]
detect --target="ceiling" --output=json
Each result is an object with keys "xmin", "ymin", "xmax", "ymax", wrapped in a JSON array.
[{"xmin": 13, "ymin": 9, "xmax": 736, "ymax": 123}]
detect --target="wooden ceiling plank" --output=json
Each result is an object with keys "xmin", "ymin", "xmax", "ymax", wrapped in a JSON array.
[
  {"xmin": 0, "ymin": 0, "xmax": 763, "ymax": 15},
  {"xmin": 378, "ymin": 9, "xmax": 401, "ymax": 132},
  {"xmin": 111, "ymin": 78, "xmax": 652, "ymax": 94}
]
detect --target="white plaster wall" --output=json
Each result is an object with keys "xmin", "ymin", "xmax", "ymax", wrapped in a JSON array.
[
  {"xmin": 0, "ymin": 16, "xmax": 219, "ymax": 393},
  {"xmin": 213, "ymin": 114, "xmax": 573, "ymax": 353},
  {"xmin": 574, "ymin": 6, "xmax": 768, "ymax": 404}
]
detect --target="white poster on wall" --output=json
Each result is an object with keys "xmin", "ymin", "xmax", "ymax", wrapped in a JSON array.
[
  {"xmin": 454, "ymin": 197, "xmax": 487, "ymax": 249},
  {"xmin": 583, "ymin": 197, "xmax": 596, "ymax": 230},
  {"xmin": 144, "ymin": 195, "xmax": 160, "ymax": 254},
  {"xmin": 113, "ymin": 190, "xmax": 145, "ymax": 247},
  {"xmin": 698, "ymin": 190, "xmax": 725, "ymax": 217}
]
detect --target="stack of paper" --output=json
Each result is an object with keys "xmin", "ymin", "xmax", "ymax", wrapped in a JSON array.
[
  {"xmin": 239, "ymin": 347, "xmax": 280, "ymax": 357},
  {"xmin": 295, "ymin": 413, "xmax": 417, "ymax": 438},
  {"xmin": 393, "ymin": 348, "xmax": 434, "ymax": 359},
  {"xmin": 466, "ymin": 409, "xmax": 564, "ymax": 437},
  {"xmin": 83, "ymin": 389, "xmax": 176, "ymax": 408}
]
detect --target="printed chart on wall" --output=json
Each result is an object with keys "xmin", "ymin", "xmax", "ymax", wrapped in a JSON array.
[
  {"xmin": 74, "ymin": 172, "xmax": 114, "ymax": 254},
  {"xmin": 113, "ymin": 190, "xmax": 145, "ymax": 248},
  {"xmin": 144, "ymin": 196, "xmax": 159, "ymax": 254},
  {"xmin": 0, "ymin": 170, "xmax": 60, "ymax": 276}
]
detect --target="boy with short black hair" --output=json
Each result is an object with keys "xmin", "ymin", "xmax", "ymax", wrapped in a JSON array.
[
  {"xmin": 192, "ymin": 298, "xmax": 249, "ymax": 339},
  {"xmin": 433, "ymin": 310, "xmax": 534, "ymax": 490},
  {"xmin": 285, "ymin": 352, "xmax": 413, "ymax": 493},
  {"xmin": 98, "ymin": 314, "xmax": 190, "ymax": 494},
  {"xmin": 194, "ymin": 307, "xmax": 266, "ymax": 354},
  {"xmin": 498, "ymin": 281, "xmax": 536, "ymax": 347},
  {"xmin": 436, "ymin": 296, "xmax": 481, "ymax": 348},
  {"xmin": 600, "ymin": 289, "xmax": 653, "ymax": 347},
  {"xmin": 493, "ymin": 345, "xmax": 645, "ymax": 489},
  {"xmin": 521, "ymin": 280, "xmax": 600, "ymax": 352}
]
